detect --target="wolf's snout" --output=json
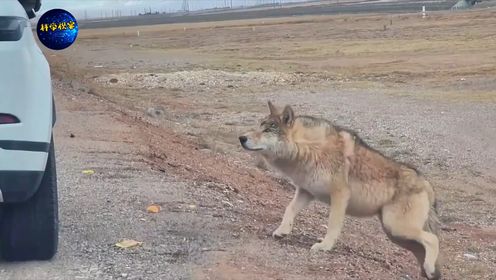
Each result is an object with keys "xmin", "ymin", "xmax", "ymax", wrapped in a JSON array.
[{"xmin": 239, "ymin": 136, "xmax": 248, "ymax": 144}]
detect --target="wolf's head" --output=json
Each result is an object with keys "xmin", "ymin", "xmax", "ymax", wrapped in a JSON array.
[{"xmin": 239, "ymin": 101, "xmax": 296, "ymax": 157}]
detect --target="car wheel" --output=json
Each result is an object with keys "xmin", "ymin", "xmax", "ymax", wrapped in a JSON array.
[{"xmin": 0, "ymin": 137, "xmax": 58, "ymax": 261}]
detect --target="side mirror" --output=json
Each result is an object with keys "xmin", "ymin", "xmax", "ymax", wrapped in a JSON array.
[
  {"xmin": 19, "ymin": 0, "xmax": 42, "ymax": 18},
  {"xmin": 35, "ymin": 0, "xmax": 41, "ymax": 12},
  {"xmin": 27, "ymin": 9, "xmax": 36, "ymax": 19}
]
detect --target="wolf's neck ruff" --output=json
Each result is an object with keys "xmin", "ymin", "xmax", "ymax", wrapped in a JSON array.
[{"xmin": 262, "ymin": 118, "xmax": 349, "ymax": 182}]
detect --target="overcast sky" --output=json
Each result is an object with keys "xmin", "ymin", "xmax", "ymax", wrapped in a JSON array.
[{"xmin": 40, "ymin": 0, "xmax": 308, "ymax": 19}]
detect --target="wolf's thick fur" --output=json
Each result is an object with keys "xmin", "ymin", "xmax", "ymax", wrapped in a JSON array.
[{"xmin": 239, "ymin": 102, "xmax": 441, "ymax": 279}]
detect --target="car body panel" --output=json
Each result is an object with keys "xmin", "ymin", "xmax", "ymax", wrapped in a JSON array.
[
  {"xmin": 0, "ymin": 0, "xmax": 53, "ymax": 202},
  {"xmin": 0, "ymin": 0, "xmax": 29, "ymax": 17}
]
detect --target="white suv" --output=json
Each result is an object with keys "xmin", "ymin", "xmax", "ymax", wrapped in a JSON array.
[{"xmin": 0, "ymin": 0, "xmax": 58, "ymax": 261}]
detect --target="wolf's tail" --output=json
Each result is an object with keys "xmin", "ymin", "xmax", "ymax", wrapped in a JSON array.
[
  {"xmin": 424, "ymin": 180, "xmax": 440, "ymax": 235},
  {"xmin": 426, "ymin": 199, "xmax": 440, "ymax": 235},
  {"xmin": 424, "ymin": 179, "xmax": 442, "ymax": 279}
]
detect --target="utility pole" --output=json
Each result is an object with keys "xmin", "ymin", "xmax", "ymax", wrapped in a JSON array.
[{"xmin": 182, "ymin": 0, "xmax": 190, "ymax": 12}]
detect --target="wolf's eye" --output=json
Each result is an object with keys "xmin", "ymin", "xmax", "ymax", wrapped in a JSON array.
[{"xmin": 263, "ymin": 128, "xmax": 271, "ymax": 133}]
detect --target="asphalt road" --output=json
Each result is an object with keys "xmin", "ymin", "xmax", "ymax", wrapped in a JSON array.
[{"xmin": 79, "ymin": 0, "xmax": 458, "ymax": 29}]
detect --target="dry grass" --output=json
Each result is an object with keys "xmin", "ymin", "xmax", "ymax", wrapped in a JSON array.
[{"xmin": 76, "ymin": 9, "xmax": 496, "ymax": 102}]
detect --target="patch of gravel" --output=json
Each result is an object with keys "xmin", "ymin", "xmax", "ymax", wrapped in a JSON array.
[
  {"xmin": 95, "ymin": 70, "xmax": 308, "ymax": 90},
  {"xmin": 0, "ymin": 80, "xmax": 240, "ymax": 280}
]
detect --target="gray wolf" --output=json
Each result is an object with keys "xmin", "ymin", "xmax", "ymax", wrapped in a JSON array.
[{"xmin": 239, "ymin": 101, "xmax": 441, "ymax": 279}]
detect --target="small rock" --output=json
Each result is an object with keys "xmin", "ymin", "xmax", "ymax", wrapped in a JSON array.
[
  {"xmin": 70, "ymin": 133, "xmax": 75, "ymax": 138},
  {"xmin": 222, "ymin": 200, "xmax": 233, "ymax": 208},
  {"xmin": 146, "ymin": 107, "xmax": 164, "ymax": 118},
  {"xmin": 109, "ymin": 78, "xmax": 118, "ymax": 83},
  {"xmin": 463, "ymin": 253, "xmax": 478, "ymax": 260}
]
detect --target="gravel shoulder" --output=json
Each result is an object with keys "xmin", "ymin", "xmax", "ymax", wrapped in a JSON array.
[{"xmin": 0, "ymin": 80, "xmax": 239, "ymax": 280}]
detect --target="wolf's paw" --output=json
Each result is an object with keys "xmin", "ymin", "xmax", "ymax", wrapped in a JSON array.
[
  {"xmin": 425, "ymin": 271, "xmax": 441, "ymax": 280},
  {"xmin": 310, "ymin": 241, "xmax": 334, "ymax": 252},
  {"xmin": 272, "ymin": 225, "xmax": 292, "ymax": 238},
  {"xmin": 423, "ymin": 264, "xmax": 441, "ymax": 280}
]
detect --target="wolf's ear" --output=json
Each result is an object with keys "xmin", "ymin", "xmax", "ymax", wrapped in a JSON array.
[
  {"xmin": 268, "ymin": 101, "xmax": 278, "ymax": 115},
  {"xmin": 282, "ymin": 105, "xmax": 295, "ymax": 127}
]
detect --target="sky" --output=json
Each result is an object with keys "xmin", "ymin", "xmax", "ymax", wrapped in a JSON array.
[{"xmin": 40, "ymin": 0, "xmax": 310, "ymax": 19}]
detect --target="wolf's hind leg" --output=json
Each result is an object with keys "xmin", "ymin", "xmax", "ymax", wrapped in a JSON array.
[
  {"xmin": 381, "ymin": 192, "xmax": 441, "ymax": 280},
  {"xmin": 273, "ymin": 187, "xmax": 313, "ymax": 238},
  {"xmin": 387, "ymin": 235, "xmax": 429, "ymax": 278}
]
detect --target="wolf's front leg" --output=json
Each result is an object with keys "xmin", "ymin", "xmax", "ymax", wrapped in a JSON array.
[
  {"xmin": 273, "ymin": 188, "xmax": 313, "ymax": 238},
  {"xmin": 311, "ymin": 176, "xmax": 350, "ymax": 252}
]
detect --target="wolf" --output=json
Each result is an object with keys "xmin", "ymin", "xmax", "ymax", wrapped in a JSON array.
[{"xmin": 239, "ymin": 101, "xmax": 441, "ymax": 279}]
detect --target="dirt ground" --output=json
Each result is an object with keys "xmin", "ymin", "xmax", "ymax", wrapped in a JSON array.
[{"xmin": 39, "ymin": 8, "xmax": 496, "ymax": 280}]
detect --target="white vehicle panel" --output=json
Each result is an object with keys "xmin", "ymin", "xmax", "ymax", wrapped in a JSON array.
[
  {"xmin": 0, "ymin": 0, "xmax": 28, "ymax": 17},
  {"xmin": 0, "ymin": 149, "xmax": 47, "ymax": 171},
  {"xmin": 0, "ymin": 0, "xmax": 52, "ymax": 173}
]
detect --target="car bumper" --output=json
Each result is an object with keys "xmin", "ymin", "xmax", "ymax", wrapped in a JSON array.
[
  {"xmin": 0, "ymin": 170, "xmax": 44, "ymax": 203},
  {"xmin": 0, "ymin": 143, "xmax": 48, "ymax": 203}
]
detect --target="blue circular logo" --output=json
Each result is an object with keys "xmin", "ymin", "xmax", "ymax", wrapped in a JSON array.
[{"xmin": 37, "ymin": 9, "xmax": 78, "ymax": 50}]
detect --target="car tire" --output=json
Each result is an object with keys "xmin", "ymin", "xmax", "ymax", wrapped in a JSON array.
[{"xmin": 0, "ymin": 137, "xmax": 58, "ymax": 261}]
